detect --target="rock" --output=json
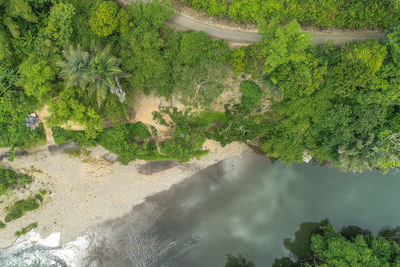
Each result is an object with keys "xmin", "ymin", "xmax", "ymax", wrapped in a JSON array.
[
  {"xmin": 103, "ymin": 153, "xmax": 119, "ymax": 163},
  {"xmin": 137, "ymin": 160, "xmax": 179, "ymax": 175},
  {"xmin": 47, "ymin": 142, "xmax": 78, "ymax": 154},
  {"xmin": 303, "ymin": 150, "xmax": 312, "ymax": 163}
]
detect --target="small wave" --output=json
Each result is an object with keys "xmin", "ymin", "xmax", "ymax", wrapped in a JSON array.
[{"xmin": 0, "ymin": 230, "xmax": 91, "ymax": 267}]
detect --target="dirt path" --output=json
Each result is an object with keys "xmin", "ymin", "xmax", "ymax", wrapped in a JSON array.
[
  {"xmin": 35, "ymin": 105, "xmax": 55, "ymax": 146},
  {"xmin": 170, "ymin": 12, "xmax": 386, "ymax": 45}
]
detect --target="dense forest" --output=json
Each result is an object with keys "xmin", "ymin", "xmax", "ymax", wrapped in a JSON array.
[
  {"xmin": 2, "ymin": 0, "xmax": 400, "ymax": 172},
  {"xmin": 179, "ymin": 0, "xmax": 400, "ymax": 29}
]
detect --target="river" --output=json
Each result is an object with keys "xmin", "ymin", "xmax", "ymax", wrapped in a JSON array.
[
  {"xmin": 84, "ymin": 151, "xmax": 400, "ymax": 266},
  {"xmin": 1, "ymin": 150, "xmax": 400, "ymax": 266}
]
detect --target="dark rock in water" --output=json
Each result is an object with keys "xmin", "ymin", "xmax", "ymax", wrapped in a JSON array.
[
  {"xmin": 47, "ymin": 142, "xmax": 78, "ymax": 154},
  {"xmin": 138, "ymin": 161, "xmax": 179, "ymax": 175},
  {"xmin": 103, "ymin": 153, "xmax": 119, "ymax": 163}
]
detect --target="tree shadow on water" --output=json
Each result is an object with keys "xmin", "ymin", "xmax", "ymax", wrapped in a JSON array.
[{"xmin": 272, "ymin": 219, "xmax": 329, "ymax": 267}]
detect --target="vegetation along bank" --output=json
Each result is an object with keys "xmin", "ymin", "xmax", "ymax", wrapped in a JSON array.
[{"xmin": 2, "ymin": 0, "xmax": 400, "ymax": 173}]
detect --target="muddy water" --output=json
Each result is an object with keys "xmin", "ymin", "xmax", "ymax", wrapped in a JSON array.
[{"xmin": 84, "ymin": 151, "xmax": 400, "ymax": 266}]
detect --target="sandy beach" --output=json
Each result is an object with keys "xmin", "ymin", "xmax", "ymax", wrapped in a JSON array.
[{"xmin": 0, "ymin": 139, "xmax": 247, "ymax": 248}]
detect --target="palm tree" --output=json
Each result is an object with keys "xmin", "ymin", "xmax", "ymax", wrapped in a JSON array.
[
  {"xmin": 84, "ymin": 45, "xmax": 126, "ymax": 106},
  {"xmin": 59, "ymin": 45, "xmax": 127, "ymax": 106},
  {"xmin": 58, "ymin": 45, "xmax": 90, "ymax": 89}
]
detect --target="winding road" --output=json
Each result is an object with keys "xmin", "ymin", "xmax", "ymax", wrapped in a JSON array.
[{"xmin": 171, "ymin": 13, "xmax": 387, "ymax": 45}]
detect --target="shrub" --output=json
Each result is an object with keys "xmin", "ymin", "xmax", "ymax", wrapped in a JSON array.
[
  {"xmin": 52, "ymin": 127, "xmax": 82, "ymax": 144},
  {"xmin": 240, "ymin": 81, "xmax": 262, "ymax": 109},
  {"xmin": 89, "ymin": 1, "xmax": 119, "ymax": 37},
  {"xmin": 98, "ymin": 124, "xmax": 139, "ymax": 164},
  {"xmin": 0, "ymin": 221, "xmax": 5, "ymax": 229},
  {"xmin": 15, "ymin": 222, "xmax": 37, "ymax": 237},
  {"xmin": 160, "ymin": 124, "xmax": 208, "ymax": 162},
  {"xmin": 99, "ymin": 122, "xmax": 173, "ymax": 164},
  {"xmin": 5, "ymin": 194, "xmax": 43, "ymax": 222},
  {"xmin": 0, "ymin": 168, "xmax": 32, "ymax": 196}
]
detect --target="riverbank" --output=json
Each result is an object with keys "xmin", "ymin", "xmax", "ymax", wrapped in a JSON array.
[{"xmin": 0, "ymin": 140, "xmax": 247, "ymax": 248}]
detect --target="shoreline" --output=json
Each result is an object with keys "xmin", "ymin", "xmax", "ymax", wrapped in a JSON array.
[{"xmin": 0, "ymin": 140, "xmax": 248, "ymax": 248}]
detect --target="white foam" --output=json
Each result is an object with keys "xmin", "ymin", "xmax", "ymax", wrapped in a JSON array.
[
  {"xmin": 53, "ymin": 234, "xmax": 91, "ymax": 267},
  {"xmin": 1, "ymin": 230, "xmax": 91, "ymax": 267},
  {"xmin": 37, "ymin": 232, "xmax": 60, "ymax": 248}
]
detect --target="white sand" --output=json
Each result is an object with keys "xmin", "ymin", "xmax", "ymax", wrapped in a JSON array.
[{"xmin": 0, "ymin": 140, "xmax": 247, "ymax": 248}]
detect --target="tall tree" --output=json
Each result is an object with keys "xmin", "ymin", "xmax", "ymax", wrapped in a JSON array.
[
  {"xmin": 84, "ymin": 45, "xmax": 126, "ymax": 105},
  {"xmin": 311, "ymin": 224, "xmax": 400, "ymax": 266},
  {"xmin": 89, "ymin": 0, "xmax": 119, "ymax": 37},
  {"xmin": 45, "ymin": 2, "xmax": 75, "ymax": 49},
  {"xmin": 58, "ymin": 45, "xmax": 90, "ymax": 89},
  {"xmin": 259, "ymin": 19, "xmax": 312, "ymax": 76},
  {"xmin": 58, "ymin": 45, "xmax": 126, "ymax": 106}
]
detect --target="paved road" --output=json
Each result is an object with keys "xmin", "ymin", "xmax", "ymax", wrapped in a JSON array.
[{"xmin": 171, "ymin": 13, "xmax": 387, "ymax": 45}]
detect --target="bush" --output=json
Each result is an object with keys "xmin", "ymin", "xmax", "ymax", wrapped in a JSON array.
[
  {"xmin": 5, "ymin": 194, "xmax": 43, "ymax": 222},
  {"xmin": 98, "ymin": 124, "xmax": 139, "ymax": 164},
  {"xmin": 89, "ymin": 1, "xmax": 119, "ymax": 37},
  {"xmin": 51, "ymin": 127, "xmax": 82, "ymax": 144},
  {"xmin": 240, "ymin": 81, "xmax": 262, "ymax": 109},
  {"xmin": 98, "ymin": 123, "xmax": 160, "ymax": 164},
  {"xmin": 0, "ymin": 122, "xmax": 46, "ymax": 150},
  {"xmin": 0, "ymin": 168, "xmax": 32, "ymax": 196},
  {"xmin": 158, "ymin": 111, "xmax": 209, "ymax": 162},
  {"xmin": 0, "ymin": 221, "xmax": 5, "ymax": 229},
  {"xmin": 15, "ymin": 222, "xmax": 37, "ymax": 237}
]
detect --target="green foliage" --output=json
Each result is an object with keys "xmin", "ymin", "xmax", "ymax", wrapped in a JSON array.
[
  {"xmin": 58, "ymin": 45, "xmax": 90, "ymax": 89},
  {"xmin": 174, "ymin": 61, "xmax": 228, "ymax": 108},
  {"xmin": 333, "ymin": 40, "xmax": 387, "ymax": 98},
  {"xmin": 225, "ymin": 254, "xmax": 254, "ymax": 267},
  {"xmin": 51, "ymin": 127, "xmax": 83, "ymax": 144},
  {"xmin": 208, "ymin": 104, "xmax": 263, "ymax": 147},
  {"xmin": 89, "ymin": 1, "xmax": 119, "ymax": 37},
  {"xmin": 240, "ymin": 81, "xmax": 261, "ymax": 110},
  {"xmin": 153, "ymin": 111, "xmax": 168, "ymax": 126},
  {"xmin": 0, "ymin": 221, "xmax": 5, "ymax": 229},
  {"xmin": 311, "ymin": 224, "xmax": 400, "ymax": 266},
  {"xmin": 45, "ymin": 2, "xmax": 75, "ymax": 48},
  {"xmin": 0, "ymin": 30, "xmax": 11, "ymax": 62},
  {"xmin": 15, "ymin": 222, "xmax": 37, "ymax": 237},
  {"xmin": 180, "ymin": 0, "xmax": 400, "ymax": 29},
  {"xmin": 98, "ymin": 123, "xmax": 163, "ymax": 164},
  {"xmin": 85, "ymin": 45, "xmax": 126, "ymax": 106},
  {"xmin": 0, "ymin": 0, "xmax": 37, "ymax": 38},
  {"xmin": 58, "ymin": 45, "xmax": 126, "ymax": 106},
  {"xmin": 119, "ymin": 1, "xmax": 175, "ymax": 95},
  {"xmin": 0, "ymin": 168, "xmax": 32, "ymax": 196},
  {"xmin": 254, "ymin": 20, "xmax": 400, "ymax": 171},
  {"xmin": 230, "ymin": 48, "xmax": 245, "ymax": 74},
  {"xmin": 179, "ymin": 31, "xmax": 230, "ymax": 65},
  {"xmin": 5, "ymin": 194, "xmax": 43, "ymax": 222},
  {"xmin": 273, "ymin": 221, "xmax": 400, "ymax": 266},
  {"xmin": 67, "ymin": 0, "xmax": 99, "ymax": 50},
  {"xmin": 160, "ymin": 124, "xmax": 208, "ymax": 163},
  {"xmin": 260, "ymin": 19, "xmax": 312, "ymax": 76},
  {"xmin": 17, "ymin": 54, "xmax": 57, "ymax": 102},
  {"xmin": 0, "ymin": 80, "xmax": 46, "ymax": 150},
  {"xmin": 3, "ymin": 0, "xmax": 400, "ymax": 172},
  {"xmin": 47, "ymin": 86, "xmax": 102, "ymax": 135}
]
